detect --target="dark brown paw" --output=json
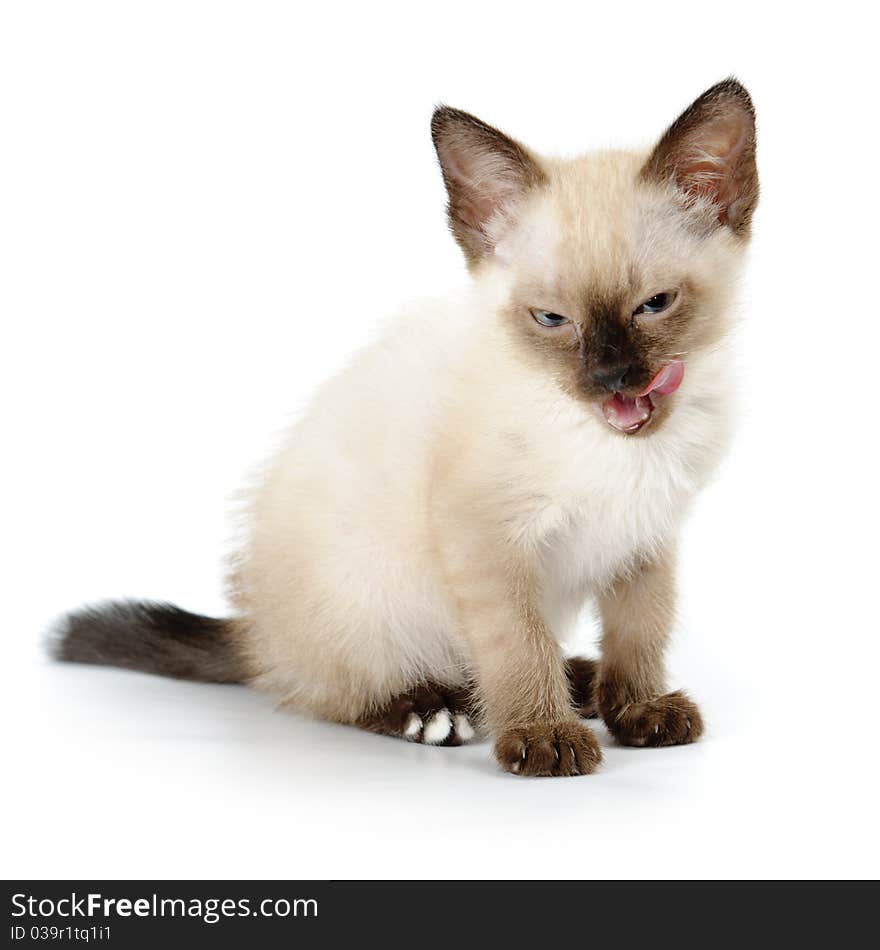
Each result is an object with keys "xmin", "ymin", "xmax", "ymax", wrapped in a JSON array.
[
  {"xmin": 566, "ymin": 656, "xmax": 598, "ymax": 718},
  {"xmin": 602, "ymin": 690, "xmax": 703, "ymax": 747},
  {"xmin": 495, "ymin": 720, "xmax": 602, "ymax": 777},
  {"xmin": 360, "ymin": 682, "xmax": 476, "ymax": 746}
]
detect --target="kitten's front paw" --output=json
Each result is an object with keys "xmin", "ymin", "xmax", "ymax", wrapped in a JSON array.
[
  {"xmin": 602, "ymin": 690, "xmax": 703, "ymax": 747},
  {"xmin": 495, "ymin": 720, "xmax": 602, "ymax": 777}
]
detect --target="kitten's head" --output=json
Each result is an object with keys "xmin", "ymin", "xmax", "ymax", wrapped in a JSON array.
[{"xmin": 432, "ymin": 79, "xmax": 758, "ymax": 436}]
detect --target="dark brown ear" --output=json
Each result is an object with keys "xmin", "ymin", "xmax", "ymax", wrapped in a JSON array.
[
  {"xmin": 641, "ymin": 78, "xmax": 758, "ymax": 236},
  {"xmin": 431, "ymin": 106, "xmax": 546, "ymax": 267}
]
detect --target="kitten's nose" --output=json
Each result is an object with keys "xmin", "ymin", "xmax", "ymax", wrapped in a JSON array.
[{"xmin": 591, "ymin": 363, "xmax": 634, "ymax": 392}]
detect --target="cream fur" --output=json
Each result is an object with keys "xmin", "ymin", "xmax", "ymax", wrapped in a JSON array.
[{"xmin": 228, "ymin": 142, "xmax": 746, "ymax": 731}]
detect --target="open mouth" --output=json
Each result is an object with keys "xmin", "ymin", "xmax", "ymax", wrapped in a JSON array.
[{"xmin": 601, "ymin": 360, "xmax": 685, "ymax": 434}]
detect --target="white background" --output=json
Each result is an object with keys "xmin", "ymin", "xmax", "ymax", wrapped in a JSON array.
[{"xmin": 2, "ymin": 1, "xmax": 878, "ymax": 880}]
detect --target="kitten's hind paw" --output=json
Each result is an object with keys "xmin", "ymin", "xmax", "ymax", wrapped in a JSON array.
[
  {"xmin": 566, "ymin": 656, "xmax": 599, "ymax": 718},
  {"xmin": 361, "ymin": 682, "xmax": 476, "ymax": 746}
]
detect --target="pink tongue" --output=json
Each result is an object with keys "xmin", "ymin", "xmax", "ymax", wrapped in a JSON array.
[
  {"xmin": 639, "ymin": 360, "xmax": 685, "ymax": 397},
  {"xmin": 601, "ymin": 361, "xmax": 685, "ymax": 433}
]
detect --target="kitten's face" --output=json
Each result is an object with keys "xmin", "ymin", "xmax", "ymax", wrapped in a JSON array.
[
  {"xmin": 433, "ymin": 80, "xmax": 758, "ymax": 436},
  {"xmin": 496, "ymin": 156, "xmax": 744, "ymax": 434}
]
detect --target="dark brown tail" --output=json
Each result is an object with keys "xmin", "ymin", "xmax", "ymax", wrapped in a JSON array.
[{"xmin": 52, "ymin": 600, "xmax": 246, "ymax": 684}]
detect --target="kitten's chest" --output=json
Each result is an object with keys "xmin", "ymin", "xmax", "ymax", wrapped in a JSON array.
[{"xmin": 535, "ymin": 433, "xmax": 697, "ymax": 618}]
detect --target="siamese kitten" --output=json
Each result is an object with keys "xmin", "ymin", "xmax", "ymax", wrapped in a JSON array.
[{"xmin": 56, "ymin": 79, "xmax": 758, "ymax": 777}]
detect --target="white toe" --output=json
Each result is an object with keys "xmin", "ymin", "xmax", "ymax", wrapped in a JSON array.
[
  {"xmin": 454, "ymin": 713, "xmax": 475, "ymax": 742},
  {"xmin": 403, "ymin": 713, "xmax": 422, "ymax": 738},
  {"xmin": 423, "ymin": 708, "xmax": 453, "ymax": 744}
]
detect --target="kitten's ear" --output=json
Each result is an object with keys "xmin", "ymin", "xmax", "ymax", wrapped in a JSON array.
[
  {"xmin": 642, "ymin": 78, "xmax": 758, "ymax": 235},
  {"xmin": 431, "ymin": 106, "xmax": 546, "ymax": 267}
]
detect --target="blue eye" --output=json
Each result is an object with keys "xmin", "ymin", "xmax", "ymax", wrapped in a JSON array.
[
  {"xmin": 633, "ymin": 292, "xmax": 676, "ymax": 316},
  {"xmin": 532, "ymin": 310, "xmax": 570, "ymax": 328}
]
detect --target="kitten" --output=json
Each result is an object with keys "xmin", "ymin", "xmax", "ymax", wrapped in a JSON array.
[{"xmin": 56, "ymin": 79, "xmax": 758, "ymax": 776}]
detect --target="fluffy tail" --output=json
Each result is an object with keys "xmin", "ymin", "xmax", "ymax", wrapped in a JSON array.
[{"xmin": 52, "ymin": 601, "xmax": 246, "ymax": 684}]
